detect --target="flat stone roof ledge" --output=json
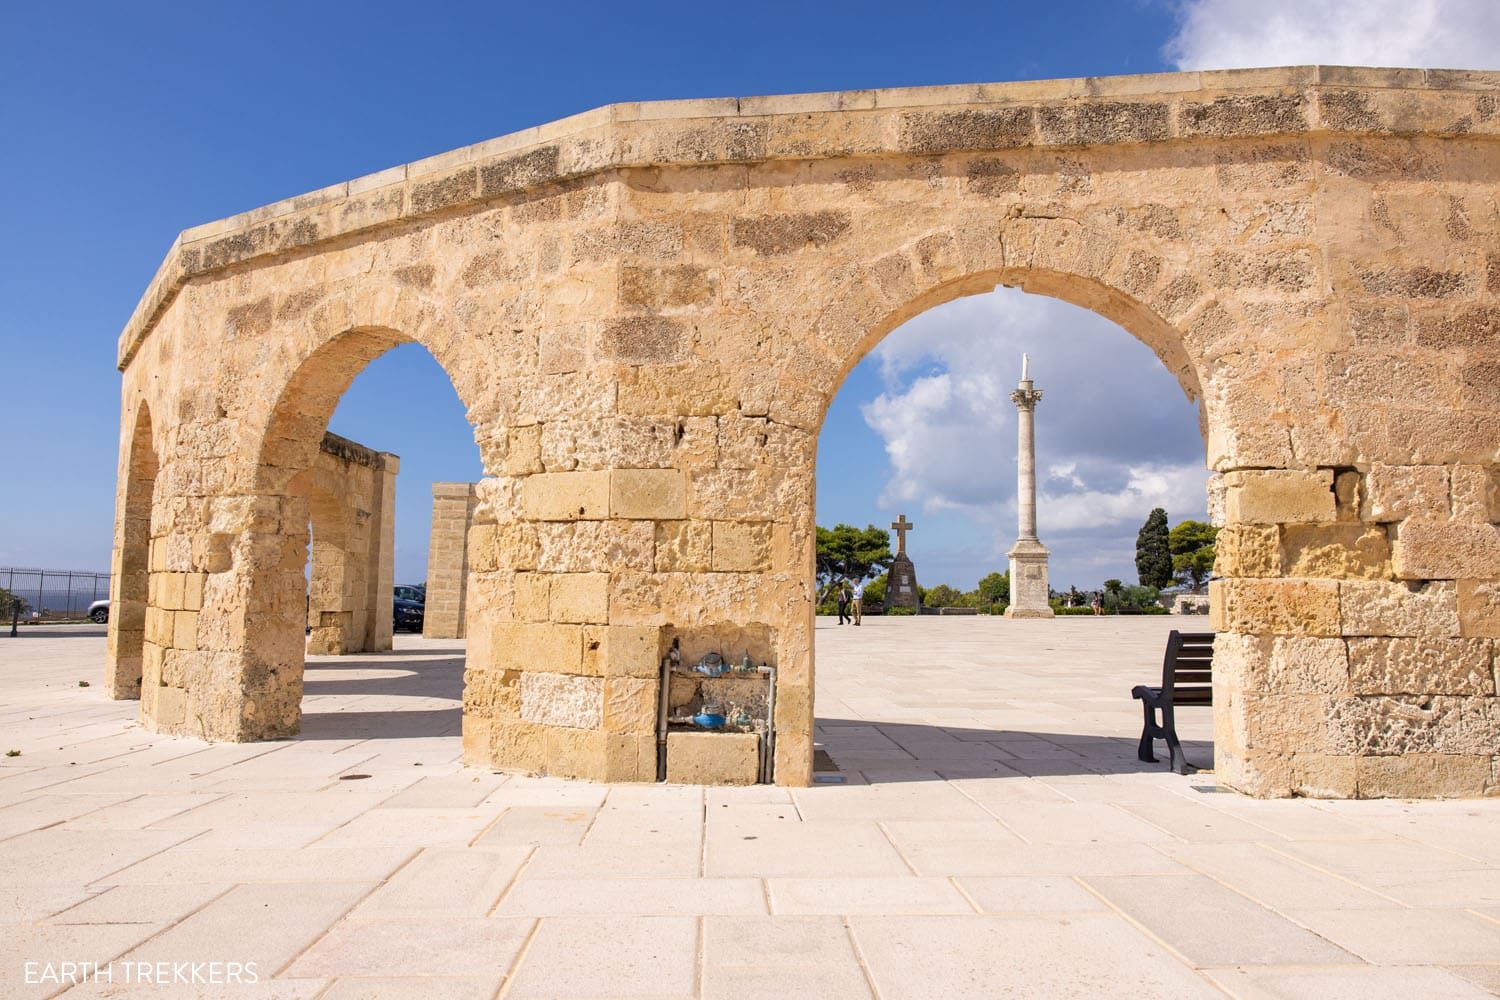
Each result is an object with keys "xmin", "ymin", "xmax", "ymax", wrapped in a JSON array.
[{"xmin": 118, "ymin": 64, "xmax": 1500, "ymax": 369}]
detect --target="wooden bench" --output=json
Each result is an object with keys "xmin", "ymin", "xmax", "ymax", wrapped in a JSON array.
[{"xmin": 1131, "ymin": 630, "xmax": 1214, "ymax": 775}]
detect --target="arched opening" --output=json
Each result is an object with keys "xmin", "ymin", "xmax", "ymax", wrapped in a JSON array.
[
  {"xmin": 105, "ymin": 402, "xmax": 158, "ymax": 699},
  {"xmin": 812, "ymin": 275, "xmax": 1214, "ymax": 782},
  {"xmin": 242, "ymin": 327, "xmax": 485, "ymax": 741}
]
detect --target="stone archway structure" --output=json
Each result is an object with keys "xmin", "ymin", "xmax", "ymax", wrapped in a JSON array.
[{"xmin": 111, "ymin": 66, "xmax": 1500, "ymax": 796}]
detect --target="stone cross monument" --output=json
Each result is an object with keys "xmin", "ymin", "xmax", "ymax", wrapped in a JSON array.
[
  {"xmin": 1005, "ymin": 354, "xmax": 1054, "ymax": 618},
  {"xmin": 885, "ymin": 514, "xmax": 920, "ymax": 611}
]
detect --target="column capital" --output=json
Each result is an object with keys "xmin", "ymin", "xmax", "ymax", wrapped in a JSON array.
[{"xmin": 1010, "ymin": 386, "xmax": 1043, "ymax": 409}]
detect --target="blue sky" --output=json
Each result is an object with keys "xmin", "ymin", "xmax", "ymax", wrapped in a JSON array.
[{"xmin": 2, "ymin": 1, "xmax": 1494, "ymax": 589}]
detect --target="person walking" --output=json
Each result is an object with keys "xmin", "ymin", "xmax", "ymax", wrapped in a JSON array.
[
  {"xmin": 851, "ymin": 580, "xmax": 864, "ymax": 626},
  {"xmin": 836, "ymin": 582, "xmax": 851, "ymax": 625},
  {"xmin": 1091, "ymin": 590, "xmax": 1104, "ymax": 616}
]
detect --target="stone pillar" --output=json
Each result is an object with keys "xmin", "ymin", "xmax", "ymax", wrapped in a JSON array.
[
  {"xmin": 1006, "ymin": 357, "xmax": 1053, "ymax": 619},
  {"xmin": 423, "ymin": 482, "xmax": 478, "ymax": 639},
  {"xmin": 306, "ymin": 433, "xmax": 397, "ymax": 655},
  {"xmin": 369, "ymin": 455, "xmax": 397, "ymax": 651}
]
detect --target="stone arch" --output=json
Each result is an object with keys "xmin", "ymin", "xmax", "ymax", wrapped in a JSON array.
[
  {"xmin": 136, "ymin": 315, "xmax": 492, "ymax": 740},
  {"xmin": 114, "ymin": 68, "xmax": 1500, "ymax": 796},
  {"xmin": 786, "ymin": 250, "xmax": 1220, "ymax": 782},
  {"xmin": 816, "ymin": 264, "xmax": 1210, "ymax": 437},
  {"xmin": 254, "ymin": 324, "xmax": 486, "ymax": 737},
  {"xmin": 105, "ymin": 401, "xmax": 159, "ymax": 699}
]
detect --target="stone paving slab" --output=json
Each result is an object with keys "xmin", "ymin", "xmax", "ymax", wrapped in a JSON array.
[{"xmin": 2, "ymin": 620, "xmax": 1499, "ymax": 997}]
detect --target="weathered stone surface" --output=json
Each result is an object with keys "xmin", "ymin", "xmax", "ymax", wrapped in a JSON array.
[
  {"xmin": 1340, "ymin": 580, "xmax": 1459, "ymax": 637},
  {"xmin": 1364, "ymin": 464, "xmax": 1449, "ymax": 522},
  {"xmin": 1392, "ymin": 520, "xmax": 1500, "ymax": 580},
  {"xmin": 1036, "ymin": 101, "xmax": 1169, "ymax": 145},
  {"xmin": 898, "ymin": 109, "xmax": 1033, "ymax": 152},
  {"xmin": 1223, "ymin": 470, "xmax": 1336, "ymax": 525},
  {"xmin": 477, "ymin": 145, "xmax": 560, "ymax": 197},
  {"xmin": 1233, "ymin": 693, "xmax": 1336, "ymax": 751},
  {"xmin": 513, "ymin": 575, "xmax": 549, "ymax": 620},
  {"xmin": 611, "ymin": 468, "xmax": 687, "ymax": 520},
  {"xmin": 1457, "ymin": 580, "xmax": 1500, "ymax": 637},
  {"xmin": 504, "ymin": 425, "xmax": 544, "ymax": 476},
  {"xmin": 1214, "ymin": 524, "xmax": 1280, "ymax": 578},
  {"xmin": 550, "ymin": 573, "xmax": 609, "ymax": 625},
  {"xmin": 522, "ymin": 471, "xmax": 610, "ymax": 521},
  {"xmin": 542, "ymin": 726, "xmax": 609, "ymax": 780},
  {"xmin": 491, "ymin": 623, "xmax": 583, "ymax": 674},
  {"xmin": 520, "ymin": 671, "xmax": 604, "ymax": 729},
  {"xmin": 1179, "ymin": 94, "xmax": 1307, "ymax": 136},
  {"xmin": 1215, "ymin": 633, "xmax": 1350, "ymax": 694},
  {"xmin": 109, "ymin": 68, "xmax": 1500, "ymax": 797},
  {"xmin": 711, "ymin": 521, "xmax": 771, "ymax": 572},
  {"xmin": 1330, "ymin": 695, "xmax": 1500, "ymax": 758},
  {"xmin": 620, "ymin": 265, "xmax": 718, "ymax": 310},
  {"xmin": 602, "ymin": 676, "xmax": 658, "ymax": 734},
  {"xmin": 731, "ymin": 212, "xmax": 850, "ymax": 256},
  {"xmin": 655, "ymin": 520, "xmax": 712, "ymax": 572},
  {"xmin": 665, "ymin": 732, "xmax": 759, "ymax": 785},
  {"xmin": 1210, "ymin": 579, "xmax": 1340, "ymax": 636},
  {"xmin": 599, "ymin": 317, "xmax": 688, "ymax": 364},
  {"xmin": 1450, "ymin": 466, "xmax": 1500, "ymax": 523},
  {"xmin": 487, "ymin": 721, "xmax": 549, "ymax": 773},
  {"xmin": 1355, "ymin": 754, "xmax": 1494, "ymax": 799},
  {"xmin": 536, "ymin": 520, "xmax": 656, "ymax": 574},
  {"xmin": 1280, "ymin": 524, "xmax": 1391, "ymax": 579},
  {"xmin": 1347, "ymin": 637, "xmax": 1494, "ymax": 696}
]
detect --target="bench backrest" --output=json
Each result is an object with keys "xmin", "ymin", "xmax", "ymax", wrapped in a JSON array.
[{"xmin": 1162, "ymin": 630, "xmax": 1214, "ymax": 706}]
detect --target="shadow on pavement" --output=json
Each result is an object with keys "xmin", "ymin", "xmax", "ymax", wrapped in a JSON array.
[
  {"xmin": 298, "ymin": 650, "xmax": 464, "ymax": 740},
  {"xmin": 815, "ymin": 717, "xmax": 1212, "ymax": 783},
  {"xmin": 291, "ymin": 651, "xmax": 1209, "ymax": 778}
]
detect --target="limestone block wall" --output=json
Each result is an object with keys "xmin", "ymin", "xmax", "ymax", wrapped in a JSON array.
[
  {"xmin": 306, "ymin": 432, "xmax": 397, "ymax": 655},
  {"xmin": 1212, "ymin": 466, "xmax": 1500, "ymax": 796},
  {"xmin": 110, "ymin": 66, "xmax": 1500, "ymax": 795},
  {"xmin": 424, "ymin": 482, "xmax": 478, "ymax": 639}
]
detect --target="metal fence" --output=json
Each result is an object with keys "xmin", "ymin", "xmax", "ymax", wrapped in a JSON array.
[{"xmin": 0, "ymin": 568, "xmax": 111, "ymax": 622}]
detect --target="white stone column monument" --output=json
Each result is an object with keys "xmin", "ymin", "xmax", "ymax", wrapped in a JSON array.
[{"xmin": 1005, "ymin": 354, "xmax": 1054, "ymax": 618}]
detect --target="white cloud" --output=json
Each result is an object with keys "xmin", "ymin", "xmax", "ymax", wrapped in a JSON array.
[
  {"xmin": 1165, "ymin": 0, "xmax": 1500, "ymax": 71},
  {"xmin": 1038, "ymin": 463, "xmax": 1209, "ymax": 534}
]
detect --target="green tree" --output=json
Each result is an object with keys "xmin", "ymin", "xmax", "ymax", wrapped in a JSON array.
[
  {"xmin": 975, "ymin": 571, "xmax": 1009, "ymax": 605},
  {"xmin": 1103, "ymin": 579, "xmax": 1123, "ymax": 595},
  {"xmin": 923, "ymin": 583, "xmax": 964, "ymax": 607},
  {"xmin": 815, "ymin": 524, "xmax": 894, "ymax": 590},
  {"xmin": 1135, "ymin": 507, "xmax": 1173, "ymax": 588},
  {"xmin": 1169, "ymin": 519, "xmax": 1219, "ymax": 590},
  {"xmin": 0, "ymin": 587, "xmax": 29, "ymax": 619}
]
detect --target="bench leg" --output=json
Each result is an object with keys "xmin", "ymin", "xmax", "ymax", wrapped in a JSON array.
[
  {"xmin": 1163, "ymin": 705, "xmax": 1189, "ymax": 775},
  {"xmin": 1137, "ymin": 700, "xmax": 1158, "ymax": 764}
]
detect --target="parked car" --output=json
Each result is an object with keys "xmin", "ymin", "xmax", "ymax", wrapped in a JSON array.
[
  {"xmin": 89, "ymin": 600, "xmax": 109, "ymax": 624},
  {"xmin": 394, "ymin": 585, "xmax": 425, "ymax": 604},
  {"xmin": 393, "ymin": 597, "xmax": 424, "ymax": 633}
]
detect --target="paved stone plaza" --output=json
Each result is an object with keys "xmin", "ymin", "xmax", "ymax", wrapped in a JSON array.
[{"xmin": 4, "ymin": 618, "xmax": 1500, "ymax": 998}]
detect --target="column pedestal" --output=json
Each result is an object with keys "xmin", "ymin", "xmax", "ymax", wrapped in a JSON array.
[{"xmin": 1005, "ymin": 539, "xmax": 1054, "ymax": 618}]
